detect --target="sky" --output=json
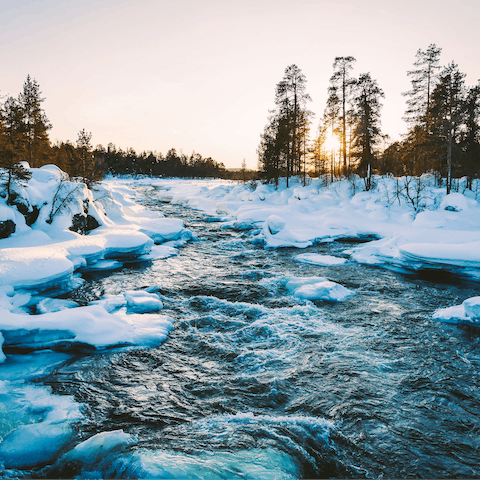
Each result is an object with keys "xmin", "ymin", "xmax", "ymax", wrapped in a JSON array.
[{"xmin": 1, "ymin": 0, "xmax": 479, "ymax": 169}]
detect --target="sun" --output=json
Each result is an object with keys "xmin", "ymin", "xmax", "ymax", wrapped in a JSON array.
[{"xmin": 323, "ymin": 128, "xmax": 341, "ymax": 153}]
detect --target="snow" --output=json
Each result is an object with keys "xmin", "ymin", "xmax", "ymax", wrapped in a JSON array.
[
  {"xmin": 118, "ymin": 175, "xmax": 480, "ymax": 278},
  {"xmin": 0, "ymin": 304, "xmax": 173, "ymax": 351},
  {"xmin": 284, "ymin": 276, "xmax": 355, "ymax": 302},
  {"xmin": 295, "ymin": 253, "xmax": 347, "ymax": 266},
  {"xmin": 433, "ymin": 296, "xmax": 480, "ymax": 326},
  {"xmin": 0, "ymin": 166, "xmax": 188, "ymax": 292}
]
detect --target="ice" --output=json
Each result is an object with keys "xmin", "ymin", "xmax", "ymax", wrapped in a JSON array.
[
  {"xmin": 0, "ymin": 168, "xmax": 193, "ymax": 293},
  {"xmin": 0, "ymin": 384, "xmax": 81, "ymax": 469},
  {"xmin": 124, "ymin": 290, "xmax": 163, "ymax": 313},
  {"xmin": 0, "ymin": 332, "xmax": 5, "ymax": 363},
  {"xmin": 294, "ymin": 281, "xmax": 355, "ymax": 302},
  {"xmin": 61, "ymin": 430, "xmax": 133, "ymax": 465},
  {"xmin": 0, "ymin": 285, "xmax": 31, "ymax": 312},
  {"xmin": 433, "ymin": 296, "xmax": 480, "ymax": 326},
  {"xmin": 284, "ymin": 276, "xmax": 354, "ymax": 302},
  {"xmin": 37, "ymin": 298, "xmax": 79, "ymax": 314},
  {"xmin": 136, "ymin": 244, "xmax": 178, "ymax": 261},
  {"xmin": 261, "ymin": 215, "xmax": 312, "ymax": 249},
  {"xmin": 82, "ymin": 259, "xmax": 123, "ymax": 271},
  {"xmin": 111, "ymin": 447, "xmax": 299, "ymax": 480},
  {"xmin": 0, "ymin": 304, "xmax": 174, "ymax": 350},
  {"xmin": 128, "ymin": 177, "xmax": 480, "ymax": 277},
  {"xmin": 295, "ymin": 253, "xmax": 347, "ymax": 266},
  {"xmin": 464, "ymin": 297, "xmax": 480, "ymax": 318}
]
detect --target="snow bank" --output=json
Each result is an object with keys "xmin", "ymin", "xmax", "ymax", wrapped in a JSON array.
[
  {"xmin": 0, "ymin": 303, "xmax": 173, "ymax": 352},
  {"xmin": 117, "ymin": 176, "xmax": 480, "ymax": 276},
  {"xmin": 433, "ymin": 296, "xmax": 480, "ymax": 326},
  {"xmin": 0, "ymin": 166, "xmax": 189, "ymax": 292}
]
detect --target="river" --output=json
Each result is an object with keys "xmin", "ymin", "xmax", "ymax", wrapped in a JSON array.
[{"xmin": 28, "ymin": 185, "xmax": 480, "ymax": 478}]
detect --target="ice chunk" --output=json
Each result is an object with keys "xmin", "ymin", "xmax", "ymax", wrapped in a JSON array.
[
  {"xmin": 0, "ymin": 247, "xmax": 74, "ymax": 290},
  {"xmin": 284, "ymin": 276, "xmax": 354, "ymax": 302},
  {"xmin": 0, "ymin": 332, "xmax": 5, "ymax": 363},
  {"xmin": 0, "ymin": 305, "xmax": 173, "ymax": 350},
  {"xmin": 124, "ymin": 290, "xmax": 163, "ymax": 313},
  {"xmin": 464, "ymin": 297, "xmax": 480, "ymax": 319},
  {"xmin": 136, "ymin": 244, "xmax": 178, "ymax": 261},
  {"xmin": 0, "ymin": 384, "xmax": 81, "ymax": 469},
  {"xmin": 37, "ymin": 298, "xmax": 79, "ymax": 314},
  {"xmin": 285, "ymin": 276, "xmax": 328, "ymax": 292},
  {"xmin": 294, "ymin": 281, "xmax": 355, "ymax": 302},
  {"xmin": 61, "ymin": 430, "xmax": 133, "ymax": 465},
  {"xmin": 112, "ymin": 447, "xmax": 299, "ymax": 480},
  {"xmin": 433, "ymin": 296, "xmax": 480, "ymax": 326},
  {"xmin": 295, "ymin": 253, "xmax": 347, "ymax": 266},
  {"xmin": 0, "ymin": 285, "xmax": 31, "ymax": 312}
]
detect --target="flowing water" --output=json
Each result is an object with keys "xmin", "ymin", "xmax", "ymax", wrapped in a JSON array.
[{"xmin": 27, "ymin": 186, "xmax": 480, "ymax": 478}]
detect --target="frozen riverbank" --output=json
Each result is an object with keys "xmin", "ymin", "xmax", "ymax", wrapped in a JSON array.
[{"xmin": 118, "ymin": 175, "xmax": 480, "ymax": 277}]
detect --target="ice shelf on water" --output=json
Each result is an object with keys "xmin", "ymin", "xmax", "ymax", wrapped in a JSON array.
[{"xmin": 433, "ymin": 296, "xmax": 480, "ymax": 326}]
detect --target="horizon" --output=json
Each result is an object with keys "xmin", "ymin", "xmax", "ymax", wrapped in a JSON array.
[{"xmin": 1, "ymin": 0, "xmax": 479, "ymax": 169}]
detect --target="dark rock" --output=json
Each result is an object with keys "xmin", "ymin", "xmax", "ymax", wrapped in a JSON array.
[
  {"xmin": 69, "ymin": 213, "xmax": 100, "ymax": 235},
  {"xmin": 0, "ymin": 219, "xmax": 16, "ymax": 239},
  {"xmin": 25, "ymin": 205, "xmax": 40, "ymax": 226}
]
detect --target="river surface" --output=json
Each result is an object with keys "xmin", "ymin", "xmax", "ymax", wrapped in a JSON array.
[{"xmin": 35, "ymin": 185, "xmax": 480, "ymax": 478}]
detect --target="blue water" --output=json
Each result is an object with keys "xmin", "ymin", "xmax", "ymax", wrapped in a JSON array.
[{"xmin": 5, "ymin": 185, "xmax": 480, "ymax": 478}]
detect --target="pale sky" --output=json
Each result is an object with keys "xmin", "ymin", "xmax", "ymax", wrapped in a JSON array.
[{"xmin": 1, "ymin": 0, "xmax": 479, "ymax": 168}]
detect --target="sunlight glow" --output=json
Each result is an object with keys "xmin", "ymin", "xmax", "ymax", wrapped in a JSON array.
[{"xmin": 323, "ymin": 128, "xmax": 341, "ymax": 153}]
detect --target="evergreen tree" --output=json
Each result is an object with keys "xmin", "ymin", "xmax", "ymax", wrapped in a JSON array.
[
  {"xmin": 258, "ymin": 65, "xmax": 312, "ymax": 186},
  {"xmin": 328, "ymin": 56, "xmax": 356, "ymax": 175},
  {"xmin": 460, "ymin": 83, "xmax": 480, "ymax": 188},
  {"xmin": 351, "ymin": 73, "xmax": 385, "ymax": 191},
  {"xmin": 72, "ymin": 129, "xmax": 102, "ymax": 186},
  {"xmin": 0, "ymin": 97, "xmax": 32, "ymax": 204},
  {"xmin": 403, "ymin": 44, "xmax": 442, "ymax": 173},
  {"xmin": 17, "ymin": 75, "xmax": 52, "ymax": 167},
  {"xmin": 429, "ymin": 62, "xmax": 466, "ymax": 193}
]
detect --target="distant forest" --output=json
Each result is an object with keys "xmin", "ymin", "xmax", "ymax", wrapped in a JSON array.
[
  {"xmin": 0, "ymin": 76, "xmax": 232, "ymax": 185},
  {"xmin": 258, "ymin": 45, "xmax": 480, "ymax": 193},
  {"xmin": 1, "ymin": 44, "xmax": 479, "ymax": 194}
]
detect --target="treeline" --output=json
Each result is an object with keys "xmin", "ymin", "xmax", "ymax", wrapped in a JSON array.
[
  {"xmin": 0, "ymin": 75, "xmax": 226, "ymax": 201},
  {"xmin": 93, "ymin": 145, "xmax": 226, "ymax": 178},
  {"xmin": 259, "ymin": 45, "xmax": 480, "ymax": 192}
]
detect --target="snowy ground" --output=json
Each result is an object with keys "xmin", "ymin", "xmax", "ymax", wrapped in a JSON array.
[{"xmin": 2, "ymin": 169, "xmax": 480, "ymax": 472}]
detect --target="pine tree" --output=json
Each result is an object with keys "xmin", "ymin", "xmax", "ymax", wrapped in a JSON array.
[
  {"xmin": 429, "ymin": 62, "xmax": 466, "ymax": 193},
  {"xmin": 72, "ymin": 129, "xmax": 102, "ymax": 186},
  {"xmin": 460, "ymin": 83, "xmax": 480, "ymax": 188},
  {"xmin": 351, "ymin": 73, "xmax": 385, "ymax": 191},
  {"xmin": 0, "ymin": 97, "xmax": 32, "ymax": 204},
  {"xmin": 17, "ymin": 75, "xmax": 52, "ymax": 167},
  {"xmin": 403, "ymin": 44, "xmax": 442, "ymax": 173},
  {"xmin": 258, "ymin": 64, "xmax": 312, "ymax": 186},
  {"xmin": 328, "ymin": 56, "xmax": 356, "ymax": 175}
]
